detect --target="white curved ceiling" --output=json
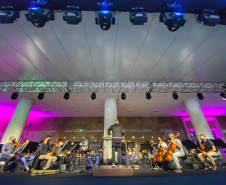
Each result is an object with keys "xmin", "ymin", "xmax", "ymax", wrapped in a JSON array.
[{"xmin": 0, "ymin": 12, "xmax": 226, "ymax": 83}]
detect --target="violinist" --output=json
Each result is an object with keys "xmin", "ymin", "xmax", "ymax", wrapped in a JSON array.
[
  {"xmin": 54, "ymin": 139, "xmax": 71, "ymax": 164},
  {"xmin": 154, "ymin": 137, "xmax": 167, "ymax": 170},
  {"xmin": 0, "ymin": 136, "xmax": 20, "ymax": 173},
  {"xmin": 39, "ymin": 135, "xmax": 57, "ymax": 170},
  {"xmin": 18, "ymin": 140, "xmax": 35, "ymax": 171},
  {"xmin": 197, "ymin": 134, "xmax": 218, "ymax": 170},
  {"xmin": 168, "ymin": 133, "xmax": 185, "ymax": 173}
]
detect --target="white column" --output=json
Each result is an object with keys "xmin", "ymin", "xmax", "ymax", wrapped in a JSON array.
[
  {"xmin": 184, "ymin": 98, "xmax": 214, "ymax": 144},
  {"xmin": 103, "ymin": 97, "xmax": 117, "ymax": 163},
  {"xmin": 1, "ymin": 97, "xmax": 34, "ymax": 144}
]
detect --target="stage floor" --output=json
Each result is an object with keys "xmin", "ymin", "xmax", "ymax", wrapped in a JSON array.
[
  {"xmin": 0, "ymin": 166, "xmax": 226, "ymax": 182},
  {"xmin": 93, "ymin": 165, "xmax": 133, "ymax": 176}
]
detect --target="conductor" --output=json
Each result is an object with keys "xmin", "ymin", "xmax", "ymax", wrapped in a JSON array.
[{"xmin": 107, "ymin": 120, "xmax": 125, "ymax": 167}]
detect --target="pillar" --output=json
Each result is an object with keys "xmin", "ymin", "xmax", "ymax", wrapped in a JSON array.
[
  {"xmin": 103, "ymin": 97, "xmax": 117, "ymax": 163},
  {"xmin": 184, "ymin": 98, "xmax": 214, "ymax": 144},
  {"xmin": 1, "ymin": 97, "xmax": 34, "ymax": 144}
]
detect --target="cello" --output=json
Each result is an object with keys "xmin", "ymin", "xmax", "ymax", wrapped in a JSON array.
[
  {"xmin": 154, "ymin": 138, "xmax": 165, "ymax": 163},
  {"xmin": 163, "ymin": 133, "xmax": 180, "ymax": 163}
]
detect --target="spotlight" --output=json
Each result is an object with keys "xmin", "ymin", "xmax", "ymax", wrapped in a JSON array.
[
  {"xmin": 0, "ymin": 6, "xmax": 20, "ymax": 24},
  {"xmin": 130, "ymin": 7, "xmax": 148, "ymax": 25},
  {"xmin": 159, "ymin": 2, "xmax": 186, "ymax": 32},
  {"xmin": 121, "ymin": 92, "xmax": 126, "ymax": 100},
  {"xmin": 95, "ymin": 1, "xmax": 115, "ymax": 30},
  {"xmin": 91, "ymin": 92, "xmax": 96, "ymax": 100},
  {"xmin": 25, "ymin": 6, "xmax": 54, "ymax": 27},
  {"xmin": 220, "ymin": 92, "xmax": 226, "ymax": 100},
  {"xmin": 197, "ymin": 93, "xmax": 204, "ymax": 100},
  {"xmin": 64, "ymin": 92, "xmax": 70, "ymax": 100},
  {"xmin": 38, "ymin": 93, "xmax": 44, "ymax": 100},
  {"xmin": 63, "ymin": 6, "xmax": 82, "ymax": 25},
  {"xmin": 172, "ymin": 92, "xmax": 178, "ymax": 100},
  {"xmin": 11, "ymin": 92, "xmax": 18, "ymax": 100},
  {"xmin": 146, "ymin": 92, "xmax": 151, "ymax": 100},
  {"xmin": 197, "ymin": 9, "xmax": 220, "ymax": 26}
]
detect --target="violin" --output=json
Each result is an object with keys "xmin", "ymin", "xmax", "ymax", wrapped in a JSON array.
[
  {"xmin": 163, "ymin": 133, "xmax": 180, "ymax": 163},
  {"xmin": 12, "ymin": 142, "xmax": 23, "ymax": 146},
  {"xmin": 51, "ymin": 136, "xmax": 59, "ymax": 156}
]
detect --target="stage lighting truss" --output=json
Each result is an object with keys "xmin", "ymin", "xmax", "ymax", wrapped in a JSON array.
[
  {"xmin": 197, "ymin": 9, "xmax": 220, "ymax": 26},
  {"xmin": 63, "ymin": 6, "xmax": 82, "ymax": 25},
  {"xmin": 130, "ymin": 7, "xmax": 148, "ymax": 25},
  {"xmin": 25, "ymin": 6, "xmax": 54, "ymax": 27},
  {"xmin": 0, "ymin": 81, "xmax": 225, "ymax": 94},
  {"xmin": 0, "ymin": 6, "xmax": 20, "ymax": 24},
  {"xmin": 159, "ymin": 2, "xmax": 186, "ymax": 32},
  {"xmin": 95, "ymin": 1, "xmax": 115, "ymax": 30}
]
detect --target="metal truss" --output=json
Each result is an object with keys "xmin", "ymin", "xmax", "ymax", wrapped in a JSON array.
[{"xmin": 0, "ymin": 81, "xmax": 225, "ymax": 93}]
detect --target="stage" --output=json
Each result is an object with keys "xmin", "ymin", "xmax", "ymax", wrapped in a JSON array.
[
  {"xmin": 0, "ymin": 166, "xmax": 226, "ymax": 185},
  {"xmin": 93, "ymin": 165, "xmax": 133, "ymax": 176}
]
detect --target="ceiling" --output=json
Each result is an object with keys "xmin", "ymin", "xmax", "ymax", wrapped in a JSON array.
[
  {"xmin": 0, "ymin": 10, "xmax": 226, "ymax": 117},
  {"xmin": 0, "ymin": 0, "xmax": 226, "ymax": 14},
  {"xmin": 0, "ymin": 11, "xmax": 226, "ymax": 83}
]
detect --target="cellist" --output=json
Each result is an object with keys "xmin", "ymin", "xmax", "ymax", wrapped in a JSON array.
[
  {"xmin": 168, "ymin": 133, "xmax": 185, "ymax": 173},
  {"xmin": 154, "ymin": 137, "xmax": 167, "ymax": 170},
  {"xmin": 197, "ymin": 134, "xmax": 218, "ymax": 170}
]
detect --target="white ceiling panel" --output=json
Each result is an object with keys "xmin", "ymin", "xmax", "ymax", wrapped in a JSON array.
[{"xmin": 0, "ymin": 12, "xmax": 225, "ymax": 83}]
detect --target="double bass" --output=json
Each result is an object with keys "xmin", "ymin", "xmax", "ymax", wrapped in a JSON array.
[{"xmin": 163, "ymin": 133, "xmax": 180, "ymax": 163}]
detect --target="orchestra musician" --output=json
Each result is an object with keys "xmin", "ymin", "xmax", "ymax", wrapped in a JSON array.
[
  {"xmin": 197, "ymin": 134, "xmax": 218, "ymax": 170},
  {"xmin": 107, "ymin": 120, "xmax": 125, "ymax": 168},
  {"xmin": 168, "ymin": 133, "xmax": 185, "ymax": 173},
  {"xmin": 18, "ymin": 140, "xmax": 34, "ymax": 171},
  {"xmin": 39, "ymin": 135, "xmax": 57, "ymax": 170},
  {"xmin": 142, "ymin": 140, "xmax": 155, "ymax": 161},
  {"xmin": 0, "ymin": 136, "xmax": 20, "ymax": 173},
  {"xmin": 154, "ymin": 137, "xmax": 167, "ymax": 170},
  {"xmin": 54, "ymin": 139, "xmax": 71, "ymax": 164}
]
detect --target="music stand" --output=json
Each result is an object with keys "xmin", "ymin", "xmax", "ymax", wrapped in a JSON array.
[
  {"xmin": 182, "ymin": 140, "xmax": 197, "ymax": 150},
  {"xmin": 73, "ymin": 139, "xmax": 90, "ymax": 173},
  {"xmin": 143, "ymin": 141, "xmax": 154, "ymax": 169},
  {"xmin": 58, "ymin": 140, "xmax": 71, "ymax": 173},
  {"xmin": 0, "ymin": 144, "xmax": 3, "ymax": 153},
  {"xmin": 21, "ymin": 142, "xmax": 40, "ymax": 154}
]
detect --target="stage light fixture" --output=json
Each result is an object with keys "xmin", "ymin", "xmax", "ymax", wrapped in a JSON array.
[
  {"xmin": 64, "ymin": 92, "xmax": 70, "ymax": 100},
  {"xmin": 130, "ymin": 7, "xmax": 148, "ymax": 25},
  {"xmin": 197, "ymin": 9, "xmax": 220, "ymax": 26},
  {"xmin": 91, "ymin": 92, "xmax": 96, "ymax": 100},
  {"xmin": 38, "ymin": 92, "xmax": 44, "ymax": 100},
  {"xmin": 95, "ymin": 1, "xmax": 115, "ymax": 30},
  {"xmin": 172, "ymin": 92, "xmax": 178, "ymax": 100},
  {"xmin": 63, "ymin": 6, "xmax": 82, "ymax": 25},
  {"xmin": 121, "ymin": 92, "xmax": 126, "ymax": 100},
  {"xmin": 146, "ymin": 92, "xmax": 151, "ymax": 100},
  {"xmin": 25, "ymin": 6, "xmax": 55, "ymax": 28},
  {"xmin": 197, "ymin": 93, "xmax": 204, "ymax": 100},
  {"xmin": 0, "ymin": 6, "xmax": 20, "ymax": 24},
  {"xmin": 220, "ymin": 92, "xmax": 226, "ymax": 100},
  {"xmin": 159, "ymin": 2, "xmax": 186, "ymax": 32},
  {"xmin": 11, "ymin": 92, "xmax": 18, "ymax": 100}
]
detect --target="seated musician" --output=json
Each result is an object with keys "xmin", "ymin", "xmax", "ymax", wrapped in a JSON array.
[
  {"xmin": 87, "ymin": 150, "xmax": 99, "ymax": 169},
  {"xmin": 168, "ymin": 133, "xmax": 185, "ymax": 173},
  {"xmin": 39, "ymin": 135, "xmax": 57, "ymax": 170},
  {"xmin": 18, "ymin": 140, "xmax": 34, "ymax": 171},
  {"xmin": 197, "ymin": 134, "xmax": 218, "ymax": 170},
  {"xmin": 142, "ymin": 140, "xmax": 155, "ymax": 160},
  {"xmin": 0, "ymin": 136, "xmax": 20, "ymax": 173},
  {"xmin": 54, "ymin": 139, "xmax": 71, "ymax": 164},
  {"xmin": 154, "ymin": 137, "xmax": 167, "ymax": 170}
]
